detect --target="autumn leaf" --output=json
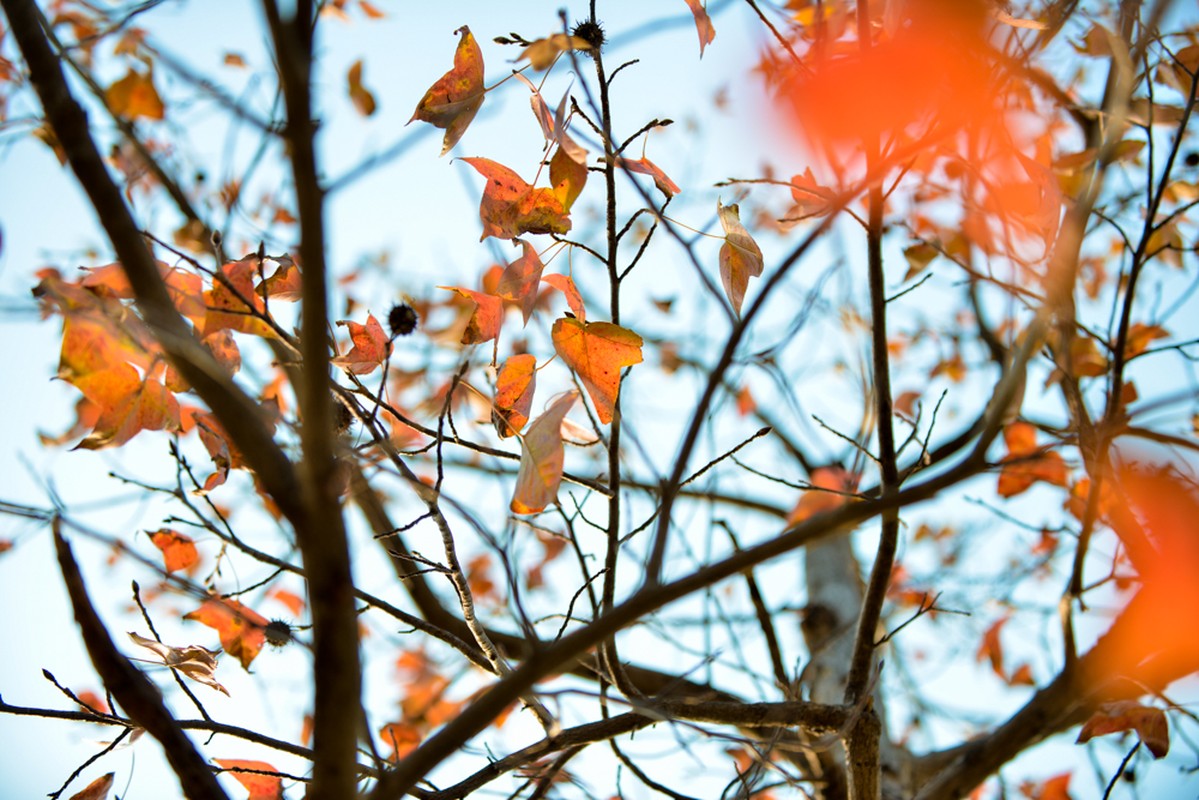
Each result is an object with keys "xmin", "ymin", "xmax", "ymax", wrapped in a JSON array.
[
  {"xmin": 902, "ymin": 242, "xmax": 939, "ymax": 280},
  {"xmin": 347, "ymin": 59, "xmax": 377, "ymax": 116},
  {"xmin": 789, "ymin": 168, "xmax": 834, "ymax": 218},
  {"xmin": 203, "ymin": 258, "xmax": 278, "ymax": 339},
  {"xmin": 615, "ymin": 156, "xmax": 681, "ymax": 199},
  {"xmin": 493, "ymin": 353, "xmax": 537, "ymax": 438},
  {"xmin": 332, "ymin": 313, "xmax": 392, "ymax": 374},
  {"xmin": 409, "ymin": 26, "xmax": 484, "ymax": 156},
  {"xmin": 511, "ymin": 391, "xmax": 577, "ymax": 514},
  {"xmin": 550, "ymin": 144, "xmax": 588, "ymax": 211},
  {"xmin": 541, "ymin": 273, "xmax": 586, "ymax": 321},
  {"xmin": 106, "ymin": 67, "xmax": 164, "ymax": 120},
  {"xmin": 380, "ymin": 721, "xmax": 422, "ymax": 762},
  {"xmin": 717, "ymin": 200, "xmax": 763, "ymax": 317},
  {"xmin": 997, "ymin": 422, "xmax": 1069, "ymax": 498},
  {"xmin": 147, "ymin": 528, "xmax": 199, "ymax": 573},
  {"xmin": 1077, "ymin": 701, "xmax": 1169, "ymax": 758},
  {"xmin": 214, "ymin": 759, "xmax": 283, "ymax": 800},
  {"xmin": 551, "ymin": 317, "xmax": 643, "ymax": 424},
  {"xmin": 439, "ymin": 286, "xmax": 503, "ymax": 345},
  {"xmin": 268, "ymin": 587, "xmax": 305, "ymax": 616},
  {"xmin": 70, "ymin": 365, "xmax": 181, "ymax": 450},
  {"xmin": 128, "ymin": 631, "xmax": 228, "ymax": 695},
  {"xmin": 682, "ymin": 0, "xmax": 716, "ymax": 57},
  {"xmin": 184, "ymin": 597, "xmax": 269, "ymax": 670},
  {"xmin": 975, "ymin": 616, "xmax": 1009, "ymax": 679},
  {"xmin": 68, "ymin": 773, "xmax": 114, "ymax": 800},
  {"xmin": 517, "ymin": 33, "xmax": 593, "ymax": 70},
  {"xmin": 461, "ymin": 157, "xmax": 571, "ymax": 240},
  {"xmin": 497, "ymin": 240, "xmax": 545, "ymax": 325},
  {"xmin": 1124, "ymin": 322, "xmax": 1168, "ymax": 358},
  {"xmin": 786, "ymin": 466, "xmax": 855, "ymax": 525}
]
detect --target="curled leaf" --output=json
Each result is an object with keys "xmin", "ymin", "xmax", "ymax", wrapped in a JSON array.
[
  {"xmin": 147, "ymin": 529, "xmax": 199, "ymax": 573},
  {"xmin": 348, "ymin": 59, "xmax": 377, "ymax": 116},
  {"xmin": 184, "ymin": 598, "xmax": 268, "ymax": 670},
  {"xmin": 615, "ymin": 156, "xmax": 681, "ymax": 198},
  {"xmin": 511, "ymin": 392, "xmax": 577, "ymax": 514},
  {"xmin": 409, "ymin": 26, "xmax": 485, "ymax": 156},
  {"xmin": 541, "ymin": 273, "xmax": 586, "ymax": 321},
  {"xmin": 128, "ymin": 631, "xmax": 228, "ymax": 695},
  {"xmin": 682, "ymin": 0, "xmax": 716, "ymax": 57},
  {"xmin": 497, "ymin": 240, "xmax": 545, "ymax": 325},
  {"xmin": 1077, "ymin": 701, "xmax": 1169, "ymax": 758},
  {"xmin": 439, "ymin": 286, "xmax": 503, "ymax": 345},
  {"xmin": 717, "ymin": 200, "xmax": 763, "ymax": 317}
]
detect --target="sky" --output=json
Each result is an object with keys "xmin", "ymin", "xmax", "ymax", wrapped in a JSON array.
[{"xmin": 2, "ymin": 1, "xmax": 1199, "ymax": 798}]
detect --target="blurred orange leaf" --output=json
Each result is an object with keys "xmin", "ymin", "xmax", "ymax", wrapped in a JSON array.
[
  {"xmin": 439, "ymin": 286, "xmax": 503, "ymax": 345},
  {"xmin": 997, "ymin": 422, "xmax": 1068, "ymax": 498},
  {"xmin": 68, "ymin": 773, "xmax": 114, "ymax": 800},
  {"xmin": 214, "ymin": 759, "xmax": 283, "ymax": 800},
  {"xmin": 976, "ymin": 616, "xmax": 1009, "ymax": 679},
  {"xmin": 551, "ymin": 318, "xmax": 643, "ymax": 424},
  {"xmin": 682, "ymin": 0, "xmax": 716, "ymax": 57},
  {"xmin": 1077, "ymin": 700, "xmax": 1169, "ymax": 758},
  {"xmin": 347, "ymin": 59, "xmax": 377, "ymax": 116},
  {"xmin": 615, "ymin": 156, "xmax": 680, "ymax": 199},
  {"xmin": 128, "ymin": 631, "xmax": 228, "ymax": 695},
  {"xmin": 106, "ymin": 68, "xmax": 164, "ymax": 120},
  {"xmin": 541, "ymin": 273, "xmax": 586, "ymax": 321},
  {"xmin": 517, "ymin": 33, "xmax": 593, "ymax": 70}
]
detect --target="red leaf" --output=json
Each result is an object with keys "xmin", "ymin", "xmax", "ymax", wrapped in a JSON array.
[
  {"xmin": 409, "ymin": 26, "xmax": 484, "ymax": 156},
  {"xmin": 439, "ymin": 286, "xmax": 503, "ymax": 345},
  {"xmin": 493, "ymin": 354, "xmax": 537, "ymax": 438},
  {"xmin": 717, "ymin": 200, "xmax": 763, "ymax": 317},
  {"xmin": 541, "ymin": 273, "xmax": 586, "ymax": 322},
  {"xmin": 184, "ymin": 598, "xmax": 269, "ymax": 670},
  {"xmin": 148, "ymin": 529, "xmax": 199, "ymax": 573},
  {"xmin": 69, "ymin": 773, "xmax": 114, "ymax": 800},
  {"xmin": 214, "ymin": 759, "xmax": 283, "ymax": 800},
  {"xmin": 461, "ymin": 157, "xmax": 571, "ymax": 241},
  {"xmin": 380, "ymin": 721, "xmax": 422, "ymax": 762},
  {"xmin": 497, "ymin": 240, "xmax": 545, "ymax": 325},
  {"xmin": 1077, "ymin": 701, "xmax": 1169, "ymax": 758},
  {"xmin": 682, "ymin": 0, "xmax": 716, "ymax": 57},
  {"xmin": 615, "ymin": 156, "xmax": 681, "ymax": 198},
  {"xmin": 332, "ymin": 313, "xmax": 392, "ymax": 374},
  {"xmin": 511, "ymin": 391, "xmax": 577, "ymax": 514},
  {"xmin": 347, "ymin": 59, "xmax": 377, "ymax": 116},
  {"xmin": 551, "ymin": 317, "xmax": 643, "ymax": 425}
]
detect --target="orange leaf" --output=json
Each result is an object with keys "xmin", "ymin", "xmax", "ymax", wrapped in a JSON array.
[
  {"xmin": 1023, "ymin": 772, "xmax": 1072, "ymax": 800},
  {"xmin": 789, "ymin": 168, "xmax": 834, "ymax": 218},
  {"xmin": 1069, "ymin": 337, "xmax": 1107, "ymax": 377},
  {"xmin": 551, "ymin": 317, "xmax": 643, "ymax": 424},
  {"xmin": 497, "ymin": 240, "xmax": 545, "ymax": 325},
  {"xmin": 511, "ymin": 391, "xmax": 577, "ymax": 514},
  {"xmin": 1124, "ymin": 322, "xmax": 1169, "ymax": 358},
  {"xmin": 517, "ymin": 33, "xmax": 594, "ymax": 70},
  {"xmin": 380, "ymin": 721, "xmax": 422, "ymax": 762},
  {"xmin": 1077, "ymin": 701, "xmax": 1169, "ymax": 758},
  {"xmin": 203, "ymin": 258, "xmax": 277, "ymax": 339},
  {"xmin": 105, "ymin": 68, "xmax": 164, "ymax": 120},
  {"xmin": 148, "ymin": 529, "xmax": 199, "ymax": 573},
  {"xmin": 214, "ymin": 759, "xmax": 283, "ymax": 800},
  {"xmin": 69, "ymin": 773, "xmax": 114, "ymax": 800},
  {"xmin": 550, "ymin": 144, "xmax": 588, "ymax": 211},
  {"xmin": 615, "ymin": 156, "xmax": 681, "ymax": 198},
  {"xmin": 975, "ymin": 616, "xmax": 1009, "ymax": 679},
  {"xmin": 541, "ymin": 273, "xmax": 586, "ymax": 322},
  {"xmin": 717, "ymin": 200, "xmax": 763, "ymax": 317},
  {"xmin": 184, "ymin": 598, "xmax": 268, "ymax": 669},
  {"xmin": 359, "ymin": 0, "xmax": 385, "ymax": 18},
  {"xmin": 682, "ymin": 0, "xmax": 716, "ymax": 57},
  {"xmin": 268, "ymin": 587, "xmax": 305, "ymax": 616},
  {"xmin": 70, "ymin": 366, "xmax": 181, "ymax": 450},
  {"xmin": 786, "ymin": 466, "xmax": 854, "ymax": 525},
  {"xmin": 461, "ymin": 157, "xmax": 571, "ymax": 240},
  {"xmin": 439, "ymin": 286, "xmax": 503, "ymax": 345},
  {"xmin": 347, "ymin": 59, "xmax": 377, "ymax": 116},
  {"xmin": 409, "ymin": 26, "xmax": 484, "ymax": 156},
  {"xmin": 997, "ymin": 422, "xmax": 1069, "ymax": 498},
  {"xmin": 493, "ymin": 354, "xmax": 537, "ymax": 438},
  {"xmin": 332, "ymin": 313, "xmax": 392, "ymax": 374}
]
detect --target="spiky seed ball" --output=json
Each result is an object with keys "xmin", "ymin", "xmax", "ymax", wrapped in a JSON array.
[
  {"xmin": 388, "ymin": 303, "xmax": 418, "ymax": 337},
  {"xmin": 1186, "ymin": 151, "xmax": 1199, "ymax": 168},
  {"xmin": 572, "ymin": 19, "xmax": 605, "ymax": 52},
  {"xmin": 264, "ymin": 619, "xmax": 293, "ymax": 648}
]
